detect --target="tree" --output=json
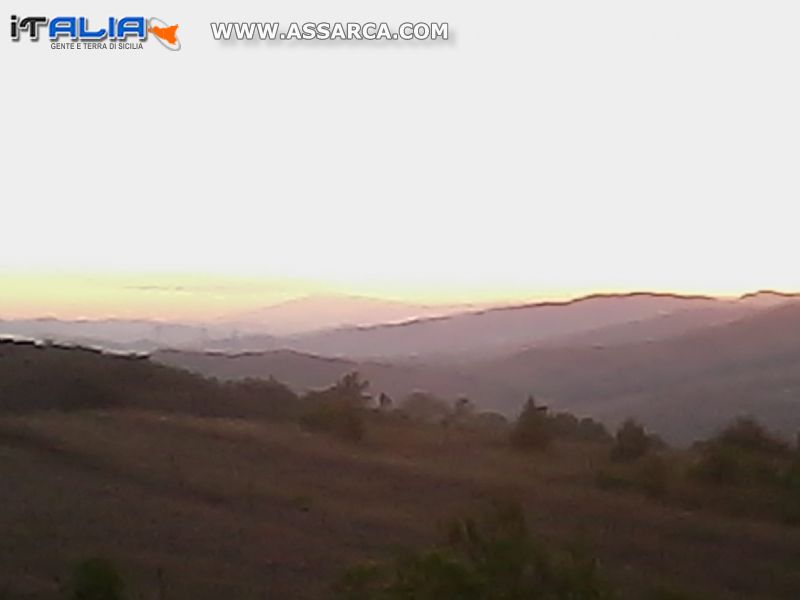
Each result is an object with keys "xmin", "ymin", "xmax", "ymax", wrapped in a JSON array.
[
  {"xmin": 300, "ymin": 373, "xmax": 371, "ymax": 442},
  {"xmin": 510, "ymin": 396, "xmax": 552, "ymax": 451},
  {"xmin": 330, "ymin": 371, "xmax": 372, "ymax": 407},
  {"xmin": 610, "ymin": 419, "xmax": 650, "ymax": 462}
]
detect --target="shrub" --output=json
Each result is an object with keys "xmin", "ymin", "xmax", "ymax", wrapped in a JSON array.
[
  {"xmin": 300, "ymin": 373, "xmax": 371, "ymax": 442},
  {"xmin": 301, "ymin": 402, "xmax": 365, "ymax": 442},
  {"xmin": 547, "ymin": 413, "xmax": 612, "ymax": 443},
  {"xmin": 610, "ymin": 419, "xmax": 650, "ymax": 462},
  {"xmin": 468, "ymin": 411, "xmax": 510, "ymax": 435},
  {"xmin": 690, "ymin": 419, "xmax": 791, "ymax": 487},
  {"xmin": 510, "ymin": 397, "xmax": 553, "ymax": 452},
  {"xmin": 782, "ymin": 459, "xmax": 800, "ymax": 492},
  {"xmin": 634, "ymin": 455, "xmax": 672, "ymax": 499},
  {"xmin": 595, "ymin": 455, "xmax": 672, "ymax": 499},
  {"xmin": 690, "ymin": 444, "xmax": 745, "ymax": 485},
  {"xmin": 399, "ymin": 392, "xmax": 452, "ymax": 424},
  {"xmin": 715, "ymin": 417, "xmax": 788, "ymax": 456},
  {"xmin": 224, "ymin": 376, "xmax": 300, "ymax": 421},
  {"xmin": 335, "ymin": 502, "xmax": 615, "ymax": 600},
  {"xmin": 65, "ymin": 557, "xmax": 125, "ymax": 600},
  {"xmin": 577, "ymin": 417, "xmax": 613, "ymax": 443}
]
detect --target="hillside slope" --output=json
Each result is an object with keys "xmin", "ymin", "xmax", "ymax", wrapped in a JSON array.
[
  {"xmin": 281, "ymin": 293, "xmax": 742, "ymax": 359},
  {"xmin": 476, "ymin": 302, "xmax": 800, "ymax": 443},
  {"xmin": 156, "ymin": 303, "xmax": 800, "ymax": 445},
  {"xmin": 154, "ymin": 348, "xmax": 522, "ymax": 409},
  {"xmin": 0, "ymin": 339, "xmax": 293, "ymax": 419},
  {"xmin": 1, "ymin": 410, "xmax": 799, "ymax": 599}
]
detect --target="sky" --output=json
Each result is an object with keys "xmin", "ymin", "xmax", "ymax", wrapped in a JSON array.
[{"xmin": 2, "ymin": 1, "xmax": 799, "ymax": 319}]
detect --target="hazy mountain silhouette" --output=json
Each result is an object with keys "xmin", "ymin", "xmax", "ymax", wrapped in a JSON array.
[
  {"xmin": 472, "ymin": 301, "xmax": 800, "ymax": 443},
  {"xmin": 221, "ymin": 294, "xmax": 486, "ymax": 335},
  {"xmin": 154, "ymin": 348, "xmax": 519, "ymax": 409},
  {"xmin": 542, "ymin": 305, "xmax": 754, "ymax": 348},
  {"xmin": 153, "ymin": 299, "xmax": 800, "ymax": 444},
  {"xmin": 277, "ymin": 293, "xmax": 764, "ymax": 359},
  {"xmin": 4, "ymin": 291, "xmax": 798, "ymax": 362},
  {"xmin": 0, "ymin": 318, "xmax": 236, "ymax": 351}
]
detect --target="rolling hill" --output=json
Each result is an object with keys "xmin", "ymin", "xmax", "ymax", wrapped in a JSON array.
[
  {"xmin": 473, "ymin": 302, "xmax": 800, "ymax": 443},
  {"xmin": 220, "ymin": 294, "xmax": 484, "ymax": 335},
  {"xmin": 3, "ymin": 291, "xmax": 796, "ymax": 361},
  {"xmin": 153, "ymin": 348, "xmax": 521, "ymax": 410},
  {"xmin": 275, "ymin": 293, "xmax": 755, "ymax": 360},
  {"xmin": 155, "ymin": 301, "xmax": 800, "ymax": 445}
]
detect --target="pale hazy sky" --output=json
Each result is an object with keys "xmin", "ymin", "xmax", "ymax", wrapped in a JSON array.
[{"xmin": 2, "ymin": 1, "xmax": 799, "ymax": 319}]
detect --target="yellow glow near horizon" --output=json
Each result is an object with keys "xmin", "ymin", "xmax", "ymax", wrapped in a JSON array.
[
  {"xmin": 0, "ymin": 271, "xmax": 794, "ymax": 321},
  {"xmin": 2, "ymin": 2, "xmax": 799, "ymax": 319}
]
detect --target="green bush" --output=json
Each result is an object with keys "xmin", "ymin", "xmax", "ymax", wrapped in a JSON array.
[
  {"xmin": 65, "ymin": 557, "xmax": 125, "ymax": 600},
  {"xmin": 335, "ymin": 502, "xmax": 615, "ymax": 599}
]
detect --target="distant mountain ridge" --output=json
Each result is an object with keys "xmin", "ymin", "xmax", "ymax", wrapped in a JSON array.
[
  {"xmin": 2, "ymin": 290, "xmax": 798, "ymax": 360},
  {"xmin": 153, "ymin": 301, "xmax": 800, "ymax": 445},
  {"xmin": 471, "ymin": 301, "xmax": 800, "ymax": 443},
  {"xmin": 4, "ymin": 290, "xmax": 800, "ymax": 445},
  {"xmin": 277, "ymin": 292, "xmax": 760, "ymax": 359},
  {"xmin": 154, "ymin": 347, "xmax": 520, "ymax": 411},
  {"xmin": 220, "ymin": 294, "xmax": 486, "ymax": 335}
]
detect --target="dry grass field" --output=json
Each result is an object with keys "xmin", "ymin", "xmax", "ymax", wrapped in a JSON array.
[{"xmin": 2, "ymin": 409, "xmax": 799, "ymax": 599}]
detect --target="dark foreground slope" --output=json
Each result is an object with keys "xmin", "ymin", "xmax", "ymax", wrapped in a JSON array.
[
  {"xmin": 1, "ymin": 343, "xmax": 800, "ymax": 599},
  {"xmin": 0, "ymin": 339, "xmax": 296, "ymax": 419},
  {"xmin": 3, "ymin": 411, "xmax": 800, "ymax": 600}
]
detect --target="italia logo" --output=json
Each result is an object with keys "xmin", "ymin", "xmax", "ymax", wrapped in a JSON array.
[{"xmin": 10, "ymin": 15, "xmax": 180, "ymax": 50}]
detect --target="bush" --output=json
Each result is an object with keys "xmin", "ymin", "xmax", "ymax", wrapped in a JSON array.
[
  {"xmin": 399, "ymin": 392, "xmax": 452, "ymax": 424},
  {"xmin": 634, "ymin": 455, "xmax": 672, "ymax": 498},
  {"xmin": 690, "ymin": 419, "xmax": 791, "ymax": 487},
  {"xmin": 715, "ymin": 417, "xmax": 789, "ymax": 455},
  {"xmin": 301, "ymin": 402, "xmax": 365, "ymax": 442},
  {"xmin": 468, "ymin": 411, "xmax": 510, "ymax": 435},
  {"xmin": 300, "ymin": 372, "xmax": 371, "ymax": 442},
  {"xmin": 65, "ymin": 558, "xmax": 125, "ymax": 600},
  {"xmin": 577, "ymin": 417, "xmax": 613, "ymax": 443},
  {"xmin": 610, "ymin": 419, "xmax": 650, "ymax": 462},
  {"xmin": 510, "ymin": 397, "xmax": 553, "ymax": 452},
  {"xmin": 547, "ymin": 413, "xmax": 611, "ymax": 443},
  {"xmin": 595, "ymin": 455, "xmax": 672, "ymax": 499},
  {"xmin": 335, "ymin": 502, "xmax": 615, "ymax": 600},
  {"xmin": 223, "ymin": 376, "xmax": 300, "ymax": 421},
  {"xmin": 782, "ymin": 459, "xmax": 800, "ymax": 492},
  {"xmin": 690, "ymin": 444, "xmax": 745, "ymax": 485}
]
